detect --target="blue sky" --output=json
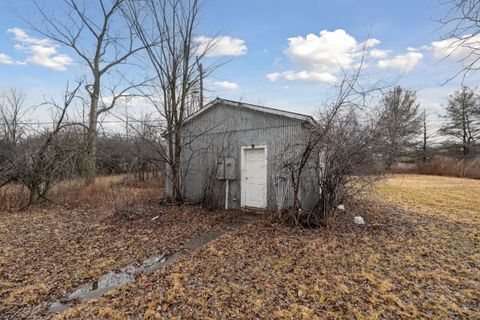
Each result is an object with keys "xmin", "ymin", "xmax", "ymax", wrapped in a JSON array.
[{"xmin": 0, "ymin": 0, "xmax": 479, "ymax": 126}]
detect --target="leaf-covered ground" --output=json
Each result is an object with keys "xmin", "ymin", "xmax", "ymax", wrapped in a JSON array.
[
  {"xmin": 48, "ymin": 174, "xmax": 479, "ymax": 319},
  {"xmin": 1, "ymin": 174, "xmax": 479, "ymax": 319},
  {"xmin": 0, "ymin": 177, "xmax": 240, "ymax": 319}
]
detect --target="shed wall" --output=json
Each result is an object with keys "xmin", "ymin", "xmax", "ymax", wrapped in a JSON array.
[{"xmin": 166, "ymin": 102, "xmax": 318, "ymax": 211}]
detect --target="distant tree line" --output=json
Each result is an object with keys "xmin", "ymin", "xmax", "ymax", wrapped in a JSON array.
[
  {"xmin": 0, "ymin": 87, "xmax": 164, "ymax": 205},
  {"xmin": 375, "ymin": 85, "xmax": 480, "ymax": 164}
]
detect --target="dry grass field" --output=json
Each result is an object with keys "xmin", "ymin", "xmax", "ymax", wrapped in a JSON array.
[
  {"xmin": 376, "ymin": 174, "xmax": 480, "ymax": 223},
  {"xmin": 1, "ymin": 174, "xmax": 479, "ymax": 319}
]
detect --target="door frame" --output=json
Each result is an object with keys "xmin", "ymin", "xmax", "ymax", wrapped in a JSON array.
[{"xmin": 240, "ymin": 145, "xmax": 268, "ymax": 208}]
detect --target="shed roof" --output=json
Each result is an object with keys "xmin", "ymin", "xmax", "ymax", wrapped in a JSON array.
[{"xmin": 183, "ymin": 98, "xmax": 314, "ymax": 125}]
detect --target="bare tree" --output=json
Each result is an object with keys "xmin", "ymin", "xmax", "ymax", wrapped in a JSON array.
[
  {"xmin": 0, "ymin": 83, "xmax": 85, "ymax": 205},
  {"xmin": 439, "ymin": 86, "xmax": 480, "ymax": 157},
  {"xmin": 279, "ymin": 52, "xmax": 388, "ymax": 227},
  {"xmin": 279, "ymin": 107, "xmax": 384, "ymax": 228},
  {"xmin": 25, "ymin": 0, "xmax": 147, "ymax": 184},
  {"xmin": 0, "ymin": 89, "xmax": 28, "ymax": 149},
  {"xmin": 280, "ymin": 55, "xmax": 371, "ymax": 215},
  {"xmin": 0, "ymin": 89, "xmax": 29, "ymax": 188},
  {"xmin": 438, "ymin": 0, "xmax": 480, "ymax": 79},
  {"xmin": 123, "ymin": 0, "xmax": 219, "ymax": 202},
  {"xmin": 379, "ymin": 86, "xmax": 422, "ymax": 168},
  {"xmin": 126, "ymin": 113, "xmax": 163, "ymax": 181},
  {"xmin": 309, "ymin": 109, "xmax": 383, "ymax": 227},
  {"xmin": 280, "ymin": 131, "xmax": 317, "ymax": 214}
]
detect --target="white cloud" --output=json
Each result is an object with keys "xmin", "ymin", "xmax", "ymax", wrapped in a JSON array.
[
  {"xmin": 377, "ymin": 50, "xmax": 423, "ymax": 72},
  {"xmin": 268, "ymin": 29, "xmax": 425, "ymax": 84},
  {"xmin": 6, "ymin": 28, "xmax": 74, "ymax": 71},
  {"xmin": 370, "ymin": 48, "xmax": 391, "ymax": 59},
  {"xmin": 7, "ymin": 27, "xmax": 51, "ymax": 46},
  {"xmin": 214, "ymin": 81, "xmax": 239, "ymax": 90},
  {"xmin": 22, "ymin": 45, "xmax": 74, "ymax": 71},
  {"xmin": 285, "ymin": 29, "xmax": 361, "ymax": 75},
  {"xmin": 363, "ymin": 38, "xmax": 381, "ymax": 48},
  {"xmin": 0, "ymin": 52, "xmax": 25, "ymax": 66},
  {"xmin": 268, "ymin": 70, "xmax": 337, "ymax": 84},
  {"xmin": 431, "ymin": 34, "xmax": 480, "ymax": 69},
  {"xmin": 268, "ymin": 29, "xmax": 393, "ymax": 84},
  {"xmin": 0, "ymin": 53, "xmax": 14, "ymax": 65},
  {"xmin": 195, "ymin": 36, "xmax": 247, "ymax": 57},
  {"xmin": 266, "ymin": 72, "xmax": 282, "ymax": 81}
]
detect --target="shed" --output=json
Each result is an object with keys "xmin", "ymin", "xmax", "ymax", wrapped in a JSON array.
[{"xmin": 165, "ymin": 98, "xmax": 319, "ymax": 212}]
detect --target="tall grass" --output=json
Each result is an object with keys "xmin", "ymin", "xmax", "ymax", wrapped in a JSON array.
[
  {"xmin": 0, "ymin": 185, "xmax": 29, "ymax": 211},
  {"xmin": 0, "ymin": 173, "xmax": 164, "ymax": 212},
  {"xmin": 397, "ymin": 156, "xmax": 480, "ymax": 179}
]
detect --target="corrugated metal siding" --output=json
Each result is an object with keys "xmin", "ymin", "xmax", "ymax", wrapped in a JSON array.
[{"xmin": 167, "ymin": 102, "xmax": 318, "ymax": 212}]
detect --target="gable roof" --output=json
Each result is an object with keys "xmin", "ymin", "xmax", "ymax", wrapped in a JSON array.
[{"xmin": 183, "ymin": 98, "xmax": 315, "ymax": 125}]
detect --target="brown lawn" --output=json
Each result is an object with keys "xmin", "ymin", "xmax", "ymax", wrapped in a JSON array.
[
  {"xmin": 376, "ymin": 174, "xmax": 480, "ymax": 223},
  {"xmin": 1, "ymin": 174, "xmax": 479, "ymax": 319},
  {"xmin": 0, "ymin": 176, "xmax": 239, "ymax": 319}
]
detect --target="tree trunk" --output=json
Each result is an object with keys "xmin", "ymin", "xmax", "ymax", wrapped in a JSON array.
[
  {"xmin": 171, "ymin": 128, "xmax": 182, "ymax": 202},
  {"xmin": 85, "ymin": 122, "xmax": 97, "ymax": 185},
  {"xmin": 461, "ymin": 97, "xmax": 470, "ymax": 158},
  {"xmin": 171, "ymin": 163, "xmax": 181, "ymax": 202},
  {"xmin": 85, "ymin": 81, "xmax": 99, "ymax": 185},
  {"xmin": 422, "ymin": 111, "xmax": 427, "ymax": 162},
  {"xmin": 292, "ymin": 181, "xmax": 301, "ymax": 211}
]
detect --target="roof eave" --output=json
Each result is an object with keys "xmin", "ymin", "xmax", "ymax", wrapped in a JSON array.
[{"xmin": 183, "ymin": 97, "xmax": 314, "ymax": 125}]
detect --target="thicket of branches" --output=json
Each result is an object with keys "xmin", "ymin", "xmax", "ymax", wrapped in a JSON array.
[
  {"xmin": 0, "ymin": 86, "xmax": 163, "ymax": 206},
  {"xmin": 279, "ymin": 56, "xmax": 389, "ymax": 227},
  {"xmin": 0, "ymin": 85, "xmax": 85, "ymax": 204}
]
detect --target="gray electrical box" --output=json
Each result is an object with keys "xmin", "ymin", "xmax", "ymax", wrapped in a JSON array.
[
  {"xmin": 224, "ymin": 158, "xmax": 235, "ymax": 180},
  {"xmin": 216, "ymin": 157, "xmax": 236, "ymax": 180},
  {"xmin": 216, "ymin": 159, "xmax": 225, "ymax": 180}
]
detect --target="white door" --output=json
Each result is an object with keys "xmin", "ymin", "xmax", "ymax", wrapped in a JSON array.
[{"xmin": 243, "ymin": 148, "xmax": 267, "ymax": 208}]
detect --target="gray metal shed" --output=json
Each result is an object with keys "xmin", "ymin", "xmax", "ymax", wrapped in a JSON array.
[{"xmin": 165, "ymin": 98, "xmax": 319, "ymax": 212}]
